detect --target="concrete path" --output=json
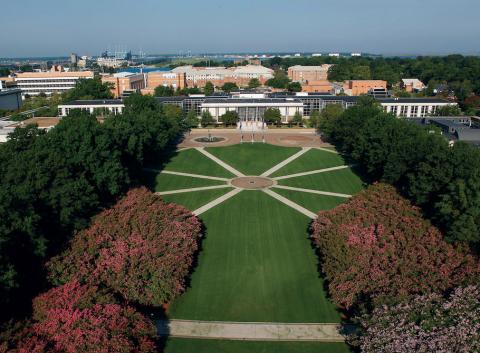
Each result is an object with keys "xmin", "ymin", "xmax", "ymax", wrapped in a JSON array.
[
  {"xmin": 315, "ymin": 147, "xmax": 339, "ymax": 154},
  {"xmin": 193, "ymin": 188, "xmax": 242, "ymax": 216},
  {"xmin": 263, "ymin": 189, "xmax": 317, "ymax": 219},
  {"xmin": 196, "ymin": 147, "xmax": 245, "ymax": 177},
  {"xmin": 261, "ymin": 147, "xmax": 311, "ymax": 177},
  {"xmin": 156, "ymin": 185, "xmax": 231, "ymax": 196},
  {"xmin": 144, "ymin": 168, "xmax": 230, "ymax": 182},
  {"xmin": 157, "ymin": 320, "xmax": 351, "ymax": 342},
  {"xmin": 273, "ymin": 165, "xmax": 352, "ymax": 181},
  {"xmin": 273, "ymin": 185, "xmax": 352, "ymax": 199}
]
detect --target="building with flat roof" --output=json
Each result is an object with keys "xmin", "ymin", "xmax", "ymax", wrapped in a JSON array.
[
  {"xmin": 58, "ymin": 99, "xmax": 124, "ymax": 117},
  {"xmin": 171, "ymin": 65, "xmax": 274, "ymax": 88},
  {"xmin": 14, "ymin": 70, "xmax": 94, "ymax": 97},
  {"xmin": 101, "ymin": 72, "xmax": 146, "ymax": 98},
  {"xmin": 288, "ymin": 65, "xmax": 332, "ymax": 83},
  {"xmin": 401, "ymin": 78, "xmax": 426, "ymax": 93},
  {"xmin": 0, "ymin": 88, "xmax": 23, "ymax": 111},
  {"xmin": 343, "ymin": 80, "xmax": 388, "ymax": 96}
]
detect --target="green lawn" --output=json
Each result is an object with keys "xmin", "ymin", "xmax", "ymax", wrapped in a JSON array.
[
  {"xmin": 161, "ymin": 188, "xmax": 234, "ymax": 211},
  {"xmin": 206, "ymin": 143, "xmax": 301, "ymax": 175},
  {"xmin": 161, "ymin": 148, "xmax": 235, "ymax": 178},
  {"xmin": 168, "ymin": 191, "xmax": 341, "ymax": 323},
  {"xmin": 164, "ymin": 338, "xmax": 351, "ymax": 353},
  {"xmin": 271, "ymin": 148, "xmax": 346, "ymax": 177},
  {"xmin": 144, "ymin": 172, "xmax": 227, "ymax": 192},
  {"xmin": 278, "ymin": 168, "xmax": 365, "ymax": 195},
  {"xmin": 273, "ymin": 188, "xmax": 347, "ymax": 214},
  {"xmin": 142, "ymin": 143, "xmax": 362, "ymax": 353}
]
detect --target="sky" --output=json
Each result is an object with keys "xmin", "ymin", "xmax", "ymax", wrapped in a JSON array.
[{"xmin": 1, "ymin": 0, "xmax": 480, "ymax": 57}]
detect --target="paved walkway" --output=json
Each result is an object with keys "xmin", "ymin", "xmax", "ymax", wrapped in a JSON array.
[
  {"xmin": 193, "ymin": 188, "xmax": 242, "ymax": 216},
  {"xmin": 263, "ymin": 189, "xmax": 317, "ymax": 219},
  {"xmin": 273, "ymin": 165, "xmax": 351, "ymax": 181},
  {"xmin": 315, "ymin": 147, "xmax": 339, "ymax": 154},
  {"xmin": 261, "ymin": 147, "xmax": 311, "ymax": 177},
  {"xmin": 157, "ymin": 320, "xmax": 351, "ymax": 342},
  {"xmin": 156, "ymin": 185, "xmax": 231, "ymax": 196},
  {"xmin": 273, "ymin": 185, "xmax": 352, "ymax": 199},
  {"xmin": 196, "ymin": 147, "xmax": 245, "ymax": 177},
  {"xmin": 147, "ymin": 169, "xmax": 230, "ymax": 182}
]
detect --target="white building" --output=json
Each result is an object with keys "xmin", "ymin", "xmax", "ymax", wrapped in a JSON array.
[
  {"xmin": 58, "ymin": 99, "xmax": 124, "ymax": 117},
  {"xmin": 379, "ymin": 98, "xmax": 453, "ymax": 117},
  {"xmin": 14, "ymin": 71, "xmax": 94, "ymax": 97}
]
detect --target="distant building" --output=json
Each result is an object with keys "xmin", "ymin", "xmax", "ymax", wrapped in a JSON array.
[
  {"xmin": 301, "ymin": 81, "xmax": 334, "ymax": 93},
  {"xmin": 328, "ymin": 53, "xmax": 340, "ymax": 57},
  {"xmin": 343, "ymin": 80, "xmax": 388, "ymax": 96},
  {"xmin": 351, "ymin": 53, "xmax": 361, "ymax": 57},
  {"xmin": 0, "ymin": 88, "xmax": 23, "ymax": 110},
  {"xmin": 311, "ymin": 53, "xmax": 322, "ymax": 57},
  {"xmin": 170, "ymin": 65, "xmax": 274, "ymax": 88},
  {"xmin": 401, "ymin": 78, "xmax": 426, "ymax": 93},
  {"xmin": 380, "ymin": 98, "xmax": 454, "ymax": 117},
  {"xmin": 288, "ymin": 65, "xmax": 332, "ymax": 83},
  {"xmin": 101, "ymin": 72, "xmax": 146, "ymax": 98},
  {"xmin": 70, "ymin": 53, "xmax": 78, "ymax": 65},
  {"xmin": 142, "ymin": 71, "xmax": 186, "ymax": 94},
  {"xmin": 96, "ymin": 57, "xmax": 128, "ymax": 68},
  {"xmin": 14, "ymin": 69, "xmax": 94, "ymax": 97}
]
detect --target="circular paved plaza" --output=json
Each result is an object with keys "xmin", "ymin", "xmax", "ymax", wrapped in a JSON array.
[{"xmin": 230, "ymin": 176, "xmax": 276, "ymax": 190}]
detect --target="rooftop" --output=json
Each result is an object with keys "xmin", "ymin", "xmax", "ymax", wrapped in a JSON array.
[{"xmin": 60, "ymin": 99, "xmax": 124, "ymax": 106}]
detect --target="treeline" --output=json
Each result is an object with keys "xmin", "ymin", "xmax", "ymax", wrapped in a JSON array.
[
  {"xmin": 321, "ymin": 97, "xmax": 480, "ymax": 248},
  {"xmin": 0, "ymin": 93, "xmax": 184, "ymax": 322},
  {"xmin": 266, "ymin": 55, "xmax": 480, "ymax": 107}
]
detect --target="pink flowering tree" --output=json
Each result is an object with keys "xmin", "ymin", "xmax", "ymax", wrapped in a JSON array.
[
  {"xmin": 353, "ymin": 285, "xmax": 480, "ymax": 352},
  {"xmin": 47, "ymin": 187, "xmax": 202, "ymax": 306},
  {"xmin": 311, "ymin": 183, "xmax": 479, "ymax": 309},
  {"xmin": 8, "ymin": 281, "xmax": 157, "ymax": 353}
]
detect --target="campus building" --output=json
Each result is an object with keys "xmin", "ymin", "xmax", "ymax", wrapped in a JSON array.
[
  {"xmin": 287, "ymin": 65, "xmax": 331, "ymax": 82},
  {"xmin": 58, "ymin": 99, "xmax": 124, "ymax": 117},
  {"xmin": 101, "ymin": 72, "xmax": 146, "ymax": 98},
  {"xmin": 401, "ymin": 78, "xmax": 426, "ymax": 93},
  {"xmin": 0, "ymin": 88, "xmax": 23, "ymax": 111},
  {"xmin": 14, "ymin": 69, "xmax": 94, "ymax": 97},
  {"xmin": 170, "ymin": 65, "xmax": 274, "ymax": 88},
  {"xmin": 343, "ymin": 80, "xmax": 388, "ymax": 96}
]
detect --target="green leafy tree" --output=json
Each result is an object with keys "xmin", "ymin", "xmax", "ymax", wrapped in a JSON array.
[
  {"xmin": 263, "ymin": 108, "xmax": 282, "ymax": 126},
  {"xmin": 186, "ymin": 109, "xmax": 199, "ymax": 128},
  {"xmin": 435, "ymin": 105, "xmax": 462, "ymax": 116},
  {"xmin": 204, "ymin": 81, "xmax": 215, "ymax": 95},
  {"xmin": 220, "ymin": 111, "xmax": 239, "ymax": 126},
  {"xmin": 266, "ymin": 71, "xmax": 290, "ymax": 89},
  {"xmin": 221, "ymin": 82, "xmax": 238, "ymax": 93},
  {"xmin": 65, "ymin": 77, "xmax": 113, "ymax": 101},
  {"xmin": 291, "ymin": 112, "xmax": 304, "ymax": 126},
  {"xmin": 248, "ymin": 78, "xmax": 261, "ymax": 89},
  {"xmin": 154, "ymin": 85, "xmax": 175, "ymax": 97},
  {"xmin": 317, "ymin": 104, "xmax": 344, "ymax": 138},
  {"xmin": 200, "ymin": 111, "xmax": 215, "ymax": 127},
  {"xmin": 287, "ymin": 82, "xmax": 302, "ymax": 92}
]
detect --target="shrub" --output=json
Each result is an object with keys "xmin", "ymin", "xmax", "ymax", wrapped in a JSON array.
[
  {"xmin": 8, "ymin": 281, "xmax": 157, "ymax": 353},
  {"xmin": 48, "ymin": 187, "xmax": 201, "ymax": 306},
  {"xmin": 311, "ymin": 183, "xmax": 479, "ymax": 309},
  {"xmin": 353, "ymin": 286, "xmax": 480, "ymax": 353}
]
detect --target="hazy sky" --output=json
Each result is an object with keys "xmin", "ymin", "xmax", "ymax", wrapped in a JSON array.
[{"xmin": 1, "ymin": 0, "xmax": 479, "ymax": 57}]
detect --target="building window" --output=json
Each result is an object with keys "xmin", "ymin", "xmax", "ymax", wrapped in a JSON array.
[
  {"xmin": 411, "ymin": 106, "xmax": 418, "ymax": 117},
  {"xmin": 400, "ymin": 105, "xmax": 408, "ymax": 117},
  {"xmin": 390, "ymin": 106, "xmax": 398, "ymax": 115}
]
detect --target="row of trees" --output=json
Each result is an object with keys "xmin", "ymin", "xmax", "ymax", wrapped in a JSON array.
[
  {"xmin": 1, "ymin": 188, "xmax": 202, "ymax": 352},
  {"xmin": 311, "ymin": 183, "xmax": 480, "ymax": 350},
  {"xmin": 0, "ymin": 92, "xmax": 184, "ymax": 323},
  {"xmin": 320, "ymin": 97, "xmax": 480, "ymax": 248}
]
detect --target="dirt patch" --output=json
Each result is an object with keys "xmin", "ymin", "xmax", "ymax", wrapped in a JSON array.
[{"xmin": 230, "ymin": 176, "xmax": 276, "ymax": 190}]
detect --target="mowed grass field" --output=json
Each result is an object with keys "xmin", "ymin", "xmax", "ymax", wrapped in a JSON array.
[
  {"xmin": 142, "ymin": 143, "xmax": 364, "ymax": 353},
  {"xmin": 163, "ymin": 338, "xmax": 351, "ymax": 353}
]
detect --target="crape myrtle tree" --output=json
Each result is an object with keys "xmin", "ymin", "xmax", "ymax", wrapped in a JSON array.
[
  {"xmin": 221, "ymin": 82, "xmax": 238, "ymax": 93},
  {"xmin": 311, "ymin": 183, "xmax": 480, "ymax": 310},
  {"xmin": 204, "ymin": 81, "xmax": 215, "ymax": 96},
  {"xmin": 7, "ymin": 281, "xmax": 157, "ymax": 353},
  {"xmin": 47, "ymin": 187, "xmax": 202, "ymax": 306},
  {"xmin": 352, "ymin": 285, "xmax": 480, "ymax": 353},
  {"xmin": 248, "ymin": 78, "xmax": 261, "ymax": 89},
  {"xmin": 200, "ymin": 110, "xmax": 215, "ymax": 127}
]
